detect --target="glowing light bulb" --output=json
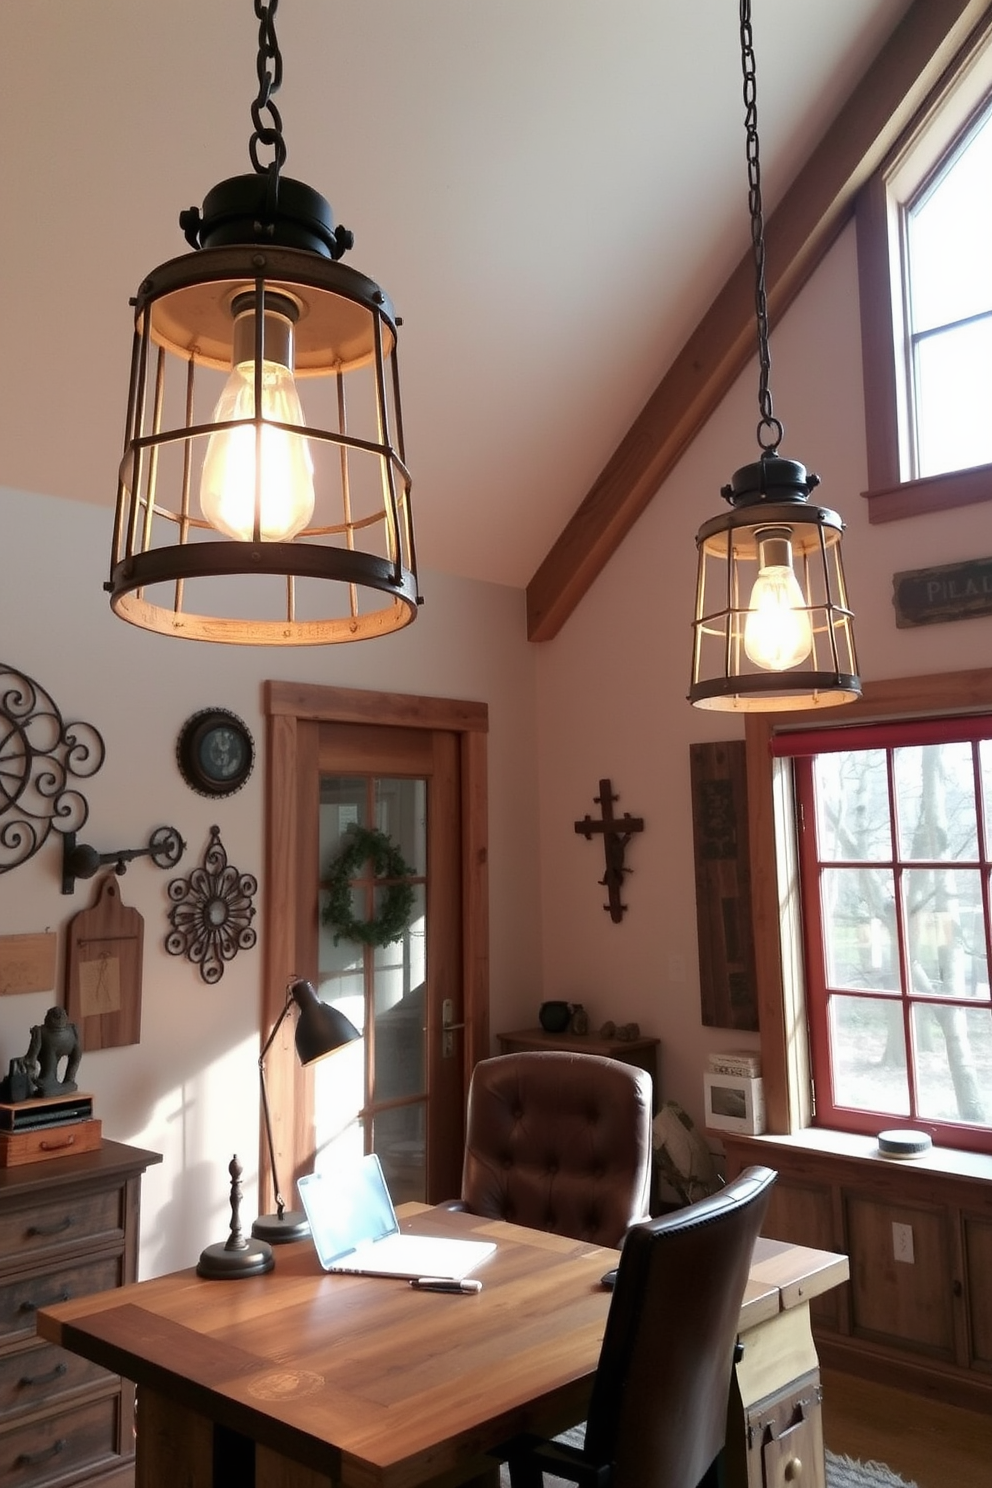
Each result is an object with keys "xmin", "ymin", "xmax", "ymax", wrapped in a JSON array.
[
  {"xmin": 200, "ymin": 298, "xmax": 315, "ymax": 543},
  {"xmin": 743, "ymin": 528, "xmax": 813, "ymax": 671}
]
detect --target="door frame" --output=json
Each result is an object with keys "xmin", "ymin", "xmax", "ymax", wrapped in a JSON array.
[{"xmin": 260, "ymin": 680, "xmax": 490, "ymax": 1213}]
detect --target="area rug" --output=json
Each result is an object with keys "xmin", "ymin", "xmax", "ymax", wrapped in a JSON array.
[
  {"xmin": 825, "ymin": 1450, "xmax": 919, "ymax": 1488},
  {"xmin": 498, "ymin": 1439, "xmax": 918, "ymax": 1487}
]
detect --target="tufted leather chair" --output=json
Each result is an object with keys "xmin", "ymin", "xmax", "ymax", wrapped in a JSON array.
[
  {"xmin": 455, "ymin": 1050, "xmax": 653, "ymax": 1248},
  {"xmin": 501, "ymin": 1165, "xmax": 777, "ymax": 1488}
]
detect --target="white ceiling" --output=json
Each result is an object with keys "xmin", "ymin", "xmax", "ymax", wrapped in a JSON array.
[{"xmin": 0, "ymin": 0, "xmax": 911, "ymax": 589}]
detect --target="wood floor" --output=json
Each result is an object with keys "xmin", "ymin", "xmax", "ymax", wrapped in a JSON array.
[{"xmin": 821, "ymin": 1368, "xmax": 992, "ymax": 1488}]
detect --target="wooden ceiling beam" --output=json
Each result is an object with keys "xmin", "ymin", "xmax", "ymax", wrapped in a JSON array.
[{"xmin": 525, "ymin": 0, "xmax": 992, "ymax": 642}]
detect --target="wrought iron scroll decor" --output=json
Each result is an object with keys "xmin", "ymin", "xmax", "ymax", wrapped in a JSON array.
[
  {"xmin": 0, "ymin": 663, "xmax": 105, "ymax": 875},
  {"xmin": 165, "ymin": 825, "xmax": 257, "ymax": 983}
]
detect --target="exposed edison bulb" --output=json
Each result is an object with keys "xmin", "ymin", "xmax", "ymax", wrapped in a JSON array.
[
  {"xmin": 743, "ymin": 528, "xmax": 813, "ymax": 671},
  {"xmin": 200, "ymin": 297, "xmax": 315, "ymax": 542}
]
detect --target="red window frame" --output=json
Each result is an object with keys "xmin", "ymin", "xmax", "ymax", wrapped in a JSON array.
[{"xmin": 790, "ymin": 715, "xmax": 992, "ymax": 1155}]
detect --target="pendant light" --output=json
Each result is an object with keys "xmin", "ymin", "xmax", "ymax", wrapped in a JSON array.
[
  {"xmin": 107, "ymin": 0, "xmax": 421, "ymax": 644},
  {"xmin": 689, "ymin": 1, "xmax": 860, "ymax": 711}
]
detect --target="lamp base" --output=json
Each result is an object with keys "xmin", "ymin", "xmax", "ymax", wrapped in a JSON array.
[
  {"xmin": 197, "ymin": 1235, "xmax": 274, "ymax": 1278},
  {"xmin": 251, "ymin": 1208, "xmax": 311, "ymax": 1244}
]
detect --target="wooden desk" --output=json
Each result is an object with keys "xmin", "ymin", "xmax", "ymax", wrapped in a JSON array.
[{"xmin": 37, "ymin": 1206, "xmax": 847, "ymax": 1488}]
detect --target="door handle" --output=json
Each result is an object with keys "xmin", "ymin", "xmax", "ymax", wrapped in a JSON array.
[{"xmin": 442, "ymin": 999, "xmax": 464, "ymax": 1057}]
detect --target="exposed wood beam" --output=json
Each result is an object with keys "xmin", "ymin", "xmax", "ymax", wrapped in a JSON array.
[{"xmin": 526, "ymin": 0, "xmax": 992, "ymax": 642}]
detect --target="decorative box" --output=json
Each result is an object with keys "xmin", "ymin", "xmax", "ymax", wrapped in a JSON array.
[{"xmin": 703, "ymin": 1072, "xmax": 765, "ymax": 1135}]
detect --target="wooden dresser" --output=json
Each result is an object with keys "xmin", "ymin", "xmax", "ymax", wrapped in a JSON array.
[{"xmin": 0, "ymin": 1140, "xmax": 160, "ymax": 1488}]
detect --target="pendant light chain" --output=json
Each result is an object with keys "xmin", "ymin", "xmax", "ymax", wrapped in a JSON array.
[
  {"xmin": 740, "ymin": 0, "xmax": 783, "ymax": 455},
  {"xmin": 249, "ymin": 0, "xmax": 287, "ymax": 184}
]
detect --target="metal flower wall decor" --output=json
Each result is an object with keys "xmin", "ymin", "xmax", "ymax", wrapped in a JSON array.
[
  {"xmin": 165, "ymin": 825, "xmax": 257, "ymax": 983},
  {"xmin": 0, "ymin": 663, "xmax": 105, "ymax": 874}
]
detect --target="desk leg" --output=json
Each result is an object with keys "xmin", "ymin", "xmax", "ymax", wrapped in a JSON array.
[
  {"xmin": 136, "ymin": 1388, "xmax": 213, "ymax": 1488},
  {"xmin": 724, "ymin": 1306, "xmax": 826, "ymax": 1488}
]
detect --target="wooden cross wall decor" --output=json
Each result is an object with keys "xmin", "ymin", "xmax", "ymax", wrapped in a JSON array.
[{"xmin": 574, "ymin": 778, "xmax": 645, "ymax": 923}]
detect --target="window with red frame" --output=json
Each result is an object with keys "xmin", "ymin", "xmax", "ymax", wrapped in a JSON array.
[{"xmin": 788, "ymin": 714, "xmax": 992, "ymax": 1154}]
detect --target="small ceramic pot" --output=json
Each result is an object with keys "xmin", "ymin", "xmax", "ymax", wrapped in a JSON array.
[{"xmin": 539, "ymin": 1000, "xmax": 571, "ymax": 1033}]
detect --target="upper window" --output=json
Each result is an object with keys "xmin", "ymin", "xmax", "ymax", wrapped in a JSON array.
[
  {"xmin": 791, "ymin": 715, "xmax": 992, "ymax": 1154},
  {"xmin": 903, "ymin": 98, "xmax": 992, "ymax": 479},
  {"xmin": 858, "ymin": 25, "xmax": 992, "ymax": 521}
]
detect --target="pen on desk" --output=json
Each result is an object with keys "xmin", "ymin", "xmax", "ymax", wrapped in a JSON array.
[{"xmin": 410, "ymin": 1277, "xmax": 482, "ymax": 1293}]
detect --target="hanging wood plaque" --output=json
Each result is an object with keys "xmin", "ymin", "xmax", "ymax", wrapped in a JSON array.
[
  {"xmin": 65, "ymin": 876, "xmax": 144, "ymax": 1050},
  {"xmin": 689, "ymin": 740, "xmax": 758, "ymax": 1031}
]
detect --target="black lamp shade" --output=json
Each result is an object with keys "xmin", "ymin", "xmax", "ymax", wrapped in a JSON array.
[{"xmin": 290, "ymin": 978, "xmax": 360, "ymax": 1064}]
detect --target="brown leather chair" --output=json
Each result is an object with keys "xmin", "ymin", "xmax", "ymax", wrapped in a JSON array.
[
  {"xmin": 501, "ymin": 1165, "xmax": 777, "ymax": 1488},
  {"xmin": 455, "ymin": 1050, "xmax": 653, "ymax": 1248}
]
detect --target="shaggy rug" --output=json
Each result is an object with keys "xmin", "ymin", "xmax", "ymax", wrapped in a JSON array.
[
  {"xmin": 825, "ymin": 1450, "xmax": 919, "ymax": 1488},
  {"xmin": 498, "ymin": 1439, "xmax": 919, "ymax": 1487}
]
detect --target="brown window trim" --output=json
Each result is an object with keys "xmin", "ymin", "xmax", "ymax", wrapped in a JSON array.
[
  {"xmin": 857, "ymin": 10, "xmax": 992, "ymax": 523},
  {"xmin": 746, "ymin": 667, "xmax": 992, "ymax": 1136}
]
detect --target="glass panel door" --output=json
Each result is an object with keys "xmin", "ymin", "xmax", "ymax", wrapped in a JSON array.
[{"xmin": 315, "ymin": 773, "xmax": 429, "ymax": 1202}]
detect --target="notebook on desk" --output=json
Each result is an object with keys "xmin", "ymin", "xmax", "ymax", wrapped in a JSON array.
[{"xmin": 297, "ymin": 1154, "xmax": 496, "ymax": 1281}]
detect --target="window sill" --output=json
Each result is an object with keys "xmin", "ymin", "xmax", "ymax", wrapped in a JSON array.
[
  {"xmin": 731, "ymin": 1126, "xmax": 992, "ymax": 1184},
  {"xmin": 863, "ymin": 462, "xmax": 992, "ymax": 523}
]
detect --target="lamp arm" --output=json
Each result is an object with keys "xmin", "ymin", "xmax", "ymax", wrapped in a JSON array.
[{"xmin": 258, "ymin": 994, "xmax": 294, "ymax": 1220}]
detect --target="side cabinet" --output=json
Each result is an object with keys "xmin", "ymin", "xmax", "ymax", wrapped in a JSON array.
[
  {"xmin": 723, "ymin": 1132, "xmax": 992, "ymax": 1413},
  {"xmin": 0, "ymin": 1141, "xmax": 161, "ymax": 1488}
]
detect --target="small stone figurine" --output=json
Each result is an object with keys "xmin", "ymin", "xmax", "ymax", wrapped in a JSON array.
[{"xmin": 0, "ymin": 1006, "xmax": 82, "ymax": 1102}]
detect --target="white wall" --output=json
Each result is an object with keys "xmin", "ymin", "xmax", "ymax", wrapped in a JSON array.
[
  {"xmin": 0, "ymin": 488, "xmax": 541, "ymax": 1276},
  {"xmin": 534, "ymin": 222, "xmax": 992, "ymax": 1136}
]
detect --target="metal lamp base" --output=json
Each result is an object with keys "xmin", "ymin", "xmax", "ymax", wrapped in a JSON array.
[
  {"xmin": 251, "ymin": 1209, "xmax": 311, "ymax": 1244},
  {"xmin": 197, "ymin": 1235, "xmax": 274, "ymax": 1278}
]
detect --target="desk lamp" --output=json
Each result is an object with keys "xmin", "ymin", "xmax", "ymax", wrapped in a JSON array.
[{"xmin": 252, "ymin": 977, "xmax": 360, "ymax": 1243}]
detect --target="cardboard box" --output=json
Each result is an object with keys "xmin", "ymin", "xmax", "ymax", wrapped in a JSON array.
[{"xmin": 703, "ymin": 1072, "xmax": 765, "ymax": 1135}]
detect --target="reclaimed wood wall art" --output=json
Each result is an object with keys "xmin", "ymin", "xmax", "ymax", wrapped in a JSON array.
[{"xmin": 689, "ymin": 741, "xmax": 758, "ymax": 1031}]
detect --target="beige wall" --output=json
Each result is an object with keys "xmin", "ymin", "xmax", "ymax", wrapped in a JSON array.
[
  {"xmin": 0, "ymin": 495, "xmax": 541, "ymax": 1276},
  {"xmin": 534, "ymin": 222, "xmax": 992, "ymax": 1133}
]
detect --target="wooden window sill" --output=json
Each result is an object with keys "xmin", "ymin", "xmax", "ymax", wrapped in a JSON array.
[
  {"xmin": 863, "ymin": 462, "xmax": 992, "ymax": 523},
  {"xmin": 730, "ymin": 1126, "xmax": 992, "ymax": 1184}
]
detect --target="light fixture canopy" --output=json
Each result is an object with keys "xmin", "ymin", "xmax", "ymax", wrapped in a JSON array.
[
  {"xmin": 107, "ymin": 1, "xmax": 421, "ymax": 644},
  {"xmin": 253, "ymin": 977, "xmax": 361, "ymax": 1244},
  {"xmin": 688, "ymin": 1, "xmax": 860, "ymax": 711}
]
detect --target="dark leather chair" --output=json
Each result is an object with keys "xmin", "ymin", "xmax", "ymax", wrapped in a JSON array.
[
  {"xmin": 453, "ymin": 1051, "xmax": 653, "ymax": 1248},
  {"xmin": 502, "ymin": 1165, "xmax": 777, "ymax": 1488}
]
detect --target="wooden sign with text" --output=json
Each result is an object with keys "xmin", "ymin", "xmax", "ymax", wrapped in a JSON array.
[
  {"xmin": 0, "ymin": 934, "xmax": 57, "ymax": 996},
  {"xmin": 893, "ymin": 557, "xmax": 992, "ymax": 628}
]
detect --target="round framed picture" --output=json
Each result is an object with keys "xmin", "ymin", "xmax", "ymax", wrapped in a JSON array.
[{"xmin": 177, "ymin": 708, "xmax": 255, "ymax": 798}]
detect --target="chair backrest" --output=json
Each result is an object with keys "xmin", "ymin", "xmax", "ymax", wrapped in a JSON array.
[
  {"xmin": 584, "ymin": 1164, "xmax": 776, "ymax": 1488},
  {"xmin": 460, "ymin": 1051, "xmax": 652, "ymax": 1248}
]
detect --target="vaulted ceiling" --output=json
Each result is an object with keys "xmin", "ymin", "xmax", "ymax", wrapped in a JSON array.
[{"xmin": 5, "ymin": 0, "xmax": 973, "ymax": 639}]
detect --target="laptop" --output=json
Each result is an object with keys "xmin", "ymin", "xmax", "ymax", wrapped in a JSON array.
[{"xmin": 297, "ymin": 1153, "xmax": 496, "ymax": 1281}]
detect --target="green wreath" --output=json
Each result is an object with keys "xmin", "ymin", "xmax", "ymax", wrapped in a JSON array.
[{"xmin": 321, "ymin": 825, "xmax": 416, "ymax": 948}]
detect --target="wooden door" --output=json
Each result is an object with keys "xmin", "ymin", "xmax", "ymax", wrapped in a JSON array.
[{"xmin": 261, "ymin": 683, "xmax": 489, "ymax": 1209}]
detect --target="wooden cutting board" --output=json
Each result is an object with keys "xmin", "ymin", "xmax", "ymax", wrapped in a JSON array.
[{"xmin": 65, "ymin": 876, "xmax": 144, "ymax": 1049}]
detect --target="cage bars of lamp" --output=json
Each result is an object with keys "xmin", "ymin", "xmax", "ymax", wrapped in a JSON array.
[{"xmin": 106, "ymin": 0, "xmax": 421, "ymax": 644}]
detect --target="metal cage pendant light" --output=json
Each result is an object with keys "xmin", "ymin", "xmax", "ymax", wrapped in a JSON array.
[
  {"xmin": 107, "ymin": 1, "xmax": 420, "ymax": 645},
  {"xmin": 688, "ymin": 1, "xmax": 859, "ymax": 711}
]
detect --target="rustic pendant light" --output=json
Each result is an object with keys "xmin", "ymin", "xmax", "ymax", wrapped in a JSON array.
[
  {"xmin": 107, "ymin": 0, "xmax": 421, "ymax": 644},
  {"xmin": 689, "ymin": 1, "xmax": 859, "ymax": 710}
]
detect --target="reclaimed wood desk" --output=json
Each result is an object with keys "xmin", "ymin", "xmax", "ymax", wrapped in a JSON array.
[{"xmin": 37, "ymin": 1205, "xmax": 848, "ymax": 1488}]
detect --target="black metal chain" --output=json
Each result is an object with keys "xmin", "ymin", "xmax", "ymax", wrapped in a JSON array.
[
  {"xmin": 249, "ymin": 0, "xmax": 287, "ymax": 181},
  {"xmin": 740, "ymin": 0, "xmax": 783, "ymax": 454}
]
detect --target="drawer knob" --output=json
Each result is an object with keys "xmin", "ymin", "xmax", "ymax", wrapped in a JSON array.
[
  {"xmin": 784, "ymin": 1457, "xmax": 803, "ymax": 1481},
  {"xmin": 19, "ymin": 1361, "xmax": 68, "ymax": 1388},
  {"xmin": 20, "ymin": 1287, "xmax": 71, "ymax": 1313},
  {"xmin": 26, "ymin": 1215, "xmax": 73, "ymax": 1238},
  {"xmin": 16, "ymin": 1439, "xmax": 66, "ymax": 1468}
]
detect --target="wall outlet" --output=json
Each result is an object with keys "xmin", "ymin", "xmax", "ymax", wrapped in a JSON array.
[{"xmin": 892, "ymin": 1220, "xmax": 915, "ymax": 1264}]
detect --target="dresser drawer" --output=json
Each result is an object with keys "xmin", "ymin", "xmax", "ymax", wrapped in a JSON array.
[
  {"xmin": 0, "ymin": 1393, "xmax": 120, "ymax": 1488},
  {"xmin": 0, "ymin": 1258, "xmax": 122, "ymax": 1349},
  {"xmin": 0, "ymin": 1192, "xmax": 123, "ymax": 1268},
  {"xmin": 0, "ymin": 1342, "xmax": 112, "ymax": 1426}
]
